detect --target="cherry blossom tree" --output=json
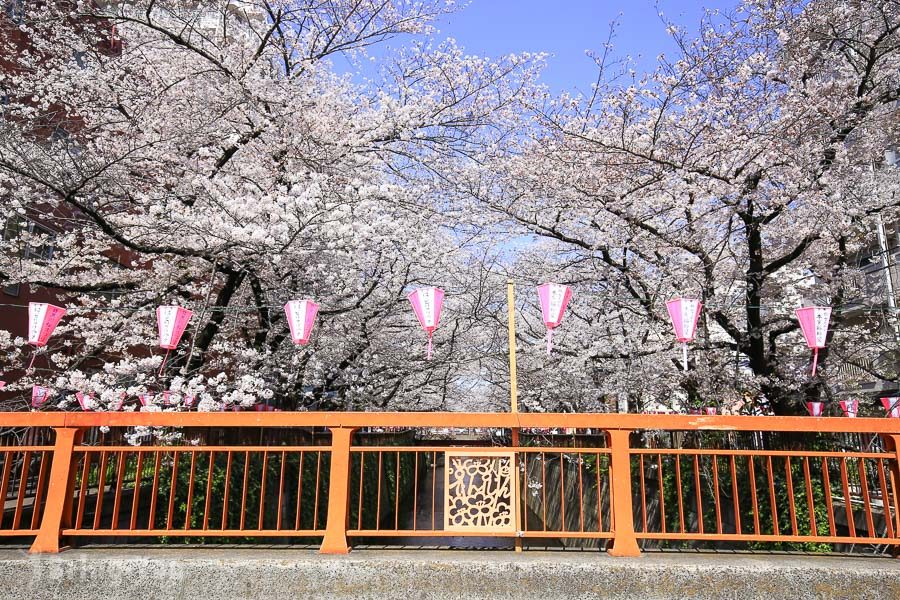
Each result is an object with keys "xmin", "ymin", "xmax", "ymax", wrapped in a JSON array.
[
  {"xmin": 4, "ymin": 0, "xmax": 899, "ymax": 417},
  {"xmin": 469, "ymin": 0, "xmax": 900, "ymax": 415},
  {"xmin": 0, "ymin": 0, "xmax": 539, "ymax": 411}
]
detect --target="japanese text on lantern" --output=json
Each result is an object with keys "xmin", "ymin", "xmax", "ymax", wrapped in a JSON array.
[
  {"xmin": 680, "ymin": 299, "xmax": 700, "ymax": 339},
  {"xmin": 814, "ymin": 310, "xmax": 829, "ymax": 347},
  {"xmin": 27, "ymin": 303, "xmax": 46, "ymax": 344},
  {"xmin": 548, "ymin": 284, "xmax": 566, "ymax": 322},
  {"xmin": 419, "ymin": 289, "xmax": 436, "ymax": 327},
  {"xmin": 287, "ymin": 301, "xmax": 306, "ymax": 330},
  {"xmin": 158, "ymin": 309, "xmax": 176, "ymax": 346}
]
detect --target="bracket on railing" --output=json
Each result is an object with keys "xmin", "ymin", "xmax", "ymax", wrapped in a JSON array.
[
  {"xmin": 885, "ymin": 434, "xmax": 900, "ymax": 559},
  {"xmin": 606, "ymin": 429, "xmax": 641, "ymax": 557},
  {"xmin": 320, "ymin": 426, "xmax": 357, "ymax": 554},
  {"xmin": 30, "ymin": 427, "xmax": 82, "ymax": 553}
]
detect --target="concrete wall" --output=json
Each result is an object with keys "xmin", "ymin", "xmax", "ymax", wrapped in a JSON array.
[{"xmin": 4, "ymin": 548, "xmax": 900, "ymax": 600}]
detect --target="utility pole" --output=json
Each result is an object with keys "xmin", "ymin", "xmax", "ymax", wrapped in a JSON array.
[
  {"xmin": 875, "ymin": 153, "xmax": 900, "ymax": 385},
  {"xmin": 875, "ymin": 214, "xmax": 900, "ymax": 342}
]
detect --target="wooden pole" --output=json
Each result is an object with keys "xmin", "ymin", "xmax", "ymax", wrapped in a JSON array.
[
  {"xmin": 507, "ymin": 279, "xmax": 519, "ymax": 415},
  {"xmin": 507, "ymin": 279, "xmax": 523, "ymax": 552}
]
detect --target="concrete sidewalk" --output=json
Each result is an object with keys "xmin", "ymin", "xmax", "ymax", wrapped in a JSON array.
[{"xmin": 2, "ymin": 547, "xmax": 898, "ymax": 599}]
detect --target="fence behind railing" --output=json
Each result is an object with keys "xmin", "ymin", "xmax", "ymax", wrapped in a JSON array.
[{"xmin": 0, "ymin": 412, "xmax": 894, "ymax": 557}]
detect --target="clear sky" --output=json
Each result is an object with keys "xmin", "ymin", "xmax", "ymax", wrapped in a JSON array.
[{"xmin": 340, "ymin": 0, "xmax": 739, "ymax": 93}]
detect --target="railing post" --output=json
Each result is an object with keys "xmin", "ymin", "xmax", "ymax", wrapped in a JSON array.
[
  {"xmin": 607, "ymin": 428, "xmax": 641, "ymax": 557},
  {"xmin": 888, "ymin": 434, "xmax": 900, "ymax": 558},
  {"xmin": 59, "ymin": 428, "xmax": 85, "ymax": 530},
  {"xmin": 320, "ymin": 426, "xmax": 355, "ymax": 554},
  {"xmin": 30, "ymin": 427, "xmax": 80, "ymax": 554}
]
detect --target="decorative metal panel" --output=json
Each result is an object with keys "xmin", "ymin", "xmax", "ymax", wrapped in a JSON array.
[{"xmin": 444, "ymin": 451, "xmax": 515, "ymax": 532}]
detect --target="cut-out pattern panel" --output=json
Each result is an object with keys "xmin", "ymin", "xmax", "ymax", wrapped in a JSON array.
[{"xmin": 444, "ymin": 451, "xmax": 515, "ymax": 532}]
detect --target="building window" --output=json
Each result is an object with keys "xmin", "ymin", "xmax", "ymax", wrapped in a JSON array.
[
  {"xmin": 4, "ymin": 0, "xmax": 25, "ymax": 24},
  {"xmin": 108, "ymin": 24, "xmax": 122, "ymax": 52},
  {"xmin": 2, "ymin": 216, "xmax": 55, "ymax": 295},
  {"xmin": 50, "ymin": 125, "xmax": 69, "ymax": 143},
  {"xmin": 1, "ymin": 217, "xmax": 21, "ymax": 296},
  {"xmin": 3, "ymin": 216, "xmax": 56, "ymax": 261},
  {"xmin": 2, "ymin": 215, "xmax": 23, "ymax": 247},
  {"xmin": 24, "ymin": 221, "xmax": 56, "ymax": 261}
]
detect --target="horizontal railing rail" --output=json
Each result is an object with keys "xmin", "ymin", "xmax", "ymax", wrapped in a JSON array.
[
  {"xmin": 6, "ymin": 412, "xmax": 900, "ymax": 432},
  {"xmin": 0, "ymin": 412, "xmax": 893, "ymax": 557}
]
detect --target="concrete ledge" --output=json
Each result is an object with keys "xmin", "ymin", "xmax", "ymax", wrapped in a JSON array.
[{"xmin": 3, "ymin": 548, "xmax": 899, "ymax": 599}]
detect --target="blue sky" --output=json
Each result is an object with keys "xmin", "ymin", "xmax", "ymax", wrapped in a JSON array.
[{"xmin": 340, "ymin": 0, "xmax": 739, "ymax": 93}]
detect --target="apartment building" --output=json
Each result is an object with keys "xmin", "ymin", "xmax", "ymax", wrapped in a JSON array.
[
  {"xmin": 0, "ymin": 0, "xmax": 120, "ymax": 367},
  {"xmin": 832, "ymin": 151, "xmax": 900, "ymax": 401}
]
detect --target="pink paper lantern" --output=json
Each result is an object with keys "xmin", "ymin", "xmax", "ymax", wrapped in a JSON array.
[
  {"xmin": 0, "ymin": 381, "xmax": 5, "ymax": 390},
  {"xmin": 407, "ymin": 287, "xmax": 445, "ymax": 360},
  {"xmin": 27, "ymin": 302, "xmax": 67, "ymax": 369},
  {"xmin": 111, "ymin": 392, "xmax": 127, "ymax": 412},
  {"xmin": 31, "ymin": 385, "xmax": 50, "ymax": 408},
  {"xmin": 795, "ymin": 306, "xmax": 831, "ymax": 377},
  {"xmin": 284, "ymin": 299, "xmax": 319, "ymax": 345},
  {"xmin": 537, "ymin": 283, "xmax": 572, "ymax": 355},
  {"xmin": 156, "ymin": 306, "xmax": 193, "ymax": 375},
  {"xmin": 703, "ymin": 407, "xmax": 717, "ymax": 415},
  {"xmin": 139, "ymin": 391, "xmax": 177, "ymax": 407},
  {"xmin": 184, "ymin": 394, "xmax": 196, "ymax": 409},
  {"xmin": 666, "ymin": 298, "xmax": 702, "ymax": 370},
  {"xmin": 75, "ymin": 391, "xmax": 94, "ymax": 412},
  {"xmin": 839, "ymin": 399, "xmax": 858, "ymax": 418},
  {"xmin": 881, "ymin": 397, "xmax": 900, "ymax": 418},
  {"xmin": 806, "ymin": 401, "xmax": 824, "ymax": 417}
]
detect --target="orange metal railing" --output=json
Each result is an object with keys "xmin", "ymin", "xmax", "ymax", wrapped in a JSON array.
[
  {"xmin": 63, "ymin": 446, "xmax": 329, "ymax": 538},
  {"xmin": 631, "ymin": 448, "xmax": 899, "ymax": 546},
  {"xmin": 0, "ymin": 412, "xmax": 893, "ymax": 556},
  {"xmin": 0, "ymin": 446, "xmax": 52, "ymax": 537}
]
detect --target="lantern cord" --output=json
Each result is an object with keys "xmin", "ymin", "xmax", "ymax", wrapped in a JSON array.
[
  {"xmin": 811, "ymin": 347, "xmax": 819, "ymax": 376},
  {"xmin": 158, "ymin": 349, "xmax": 171, "ymax": 377},
  {"xmin": 682, "ymin": 343, "xmax": 689, "ymax": 372},
  {"xmin": 546, "ymin": 329, "xmax": 553, "ymax": 355},
  {"xmin": 26, "ymin": 352, "xmax": 36, "ymax": 371},
  {"xmin": 426, "ymin": 333, "xmax": 433, "ymax": 361}
]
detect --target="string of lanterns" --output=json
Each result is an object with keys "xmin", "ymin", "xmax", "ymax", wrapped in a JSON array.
[{"xmin": 4, "ymin": 286, "xmax": 899, "ymax": 417}]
